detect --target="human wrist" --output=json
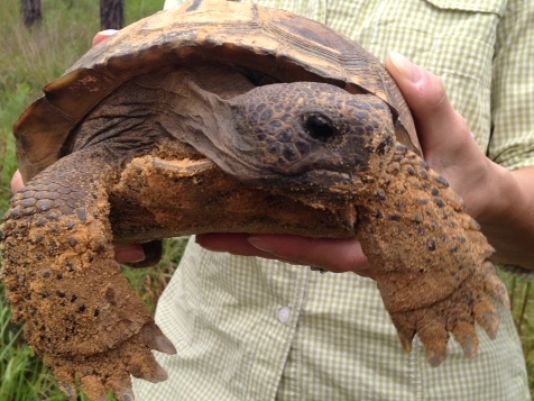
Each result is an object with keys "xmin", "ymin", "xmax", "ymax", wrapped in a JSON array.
[
  {"xmin": 474, "ymin": 160, "xmax": 515, "ymax": 224},
  {"xmin": 476, "ymin": 164, "xmax": 534, "ymax": 269}
]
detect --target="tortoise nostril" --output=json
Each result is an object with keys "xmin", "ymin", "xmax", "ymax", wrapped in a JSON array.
[{"xmin": 303, "ymin": 114, "xmax": 337, "ymax": 142}]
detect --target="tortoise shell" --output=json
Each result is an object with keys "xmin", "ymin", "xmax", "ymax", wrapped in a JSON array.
[{"xmin": 14, "ymin": 0, "xmax": 418, "ymax": 182}]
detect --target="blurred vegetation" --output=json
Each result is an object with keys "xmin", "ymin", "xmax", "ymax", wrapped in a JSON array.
[
  {"xmin": 0, "ymin": 0, "xmax": 533, "ymax": 400},
  {"xmin": 0, "ymin": 0, "xmax": 178, "ymax": 400}
]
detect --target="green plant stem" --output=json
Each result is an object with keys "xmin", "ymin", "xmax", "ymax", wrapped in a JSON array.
[{"xmin": 518, "ymin": 283, "xmax": 532, "ymax": 337}]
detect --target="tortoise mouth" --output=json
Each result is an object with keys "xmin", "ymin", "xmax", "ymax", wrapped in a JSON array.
[
  {"xmin": 252, "ymin": 168, "xmax": 360, "ymax": 201},
  {"xmin": 151, "ymin": 157, "xmax": 356, "ymax": 196},
  {"xmin": 144, "ymin": 154, "xmax": 360, "ymax": 210}
]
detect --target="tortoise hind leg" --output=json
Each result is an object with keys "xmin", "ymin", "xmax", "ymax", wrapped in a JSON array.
[
  {"xmin": 1, "ymin": 148, "xmax": 175, "ymax": 400},
  {"xmin": 356, "ymin": 145, "xmax": 509, "ymax": 366}
]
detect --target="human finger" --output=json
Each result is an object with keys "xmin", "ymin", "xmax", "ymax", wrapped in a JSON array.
[
  {"xmin": 197, "ymin": 233, "xmax": 370, "ymax": 274},
  {"xmin": 11, "ymin": 170, "xmax": 24, "ymax": 193},
  {"xmin": 385, "ymin": 52, "xmax": 493, "ymax": 218},
  {"xmin": 385, "ymin": 52, "xmax": 476, "ymax": 162},
  {"xmin": 92, "ymin": 29, "xmax": 119, "ymax": 47},
  {"xmin": 195, "ymin": 233, "xmax": 277, "ymax": 259},
  {"xmin": 247, "ymin": 235, "xmax": 369, "ymax": 273}
]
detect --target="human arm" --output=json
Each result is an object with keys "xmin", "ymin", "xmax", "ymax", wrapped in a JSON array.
[
  {"xmin": 481, "ymin": 167, "xmax": 534, "ymax": 269},
  {"xmin": 384, "ymin": 53, "xmax": 534, "ymax": 271}
]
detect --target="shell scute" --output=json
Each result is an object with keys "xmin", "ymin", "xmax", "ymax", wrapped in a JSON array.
[{"xmin": 16, "ymin": 0, "xmax": 417, "ymax": 182}]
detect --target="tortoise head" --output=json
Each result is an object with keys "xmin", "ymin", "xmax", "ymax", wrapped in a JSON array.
[{"xmin": 220, "ymin": 82, "xmax": 396, "ymax": 197}]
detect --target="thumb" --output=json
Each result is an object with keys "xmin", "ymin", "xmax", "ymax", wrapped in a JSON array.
[{"xmin": 385, "ymin": 52, "xmax": 473, "ymax": 160}]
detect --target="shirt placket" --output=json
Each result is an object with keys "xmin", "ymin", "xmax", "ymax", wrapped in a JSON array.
[{"xmin": 243, "ymin": 266, "xmax": 309, "ymax": 401}]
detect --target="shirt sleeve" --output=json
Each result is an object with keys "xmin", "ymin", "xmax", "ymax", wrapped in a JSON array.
[{"xmin": 489, "ymin": 0, "xmax": 534, "ymax": 170}]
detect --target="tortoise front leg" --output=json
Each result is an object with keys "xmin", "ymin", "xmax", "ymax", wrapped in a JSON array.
[
  {"xmin": 356, "ymin": 144, "xmax": 509, "ymax": 366},
  {"xmin": 2, "ymin": 149, "xmax": 174, "ymax": 401}
]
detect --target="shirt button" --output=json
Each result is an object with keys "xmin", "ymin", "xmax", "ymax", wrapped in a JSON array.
[{"xmin": 277, "ymin": 307, "xmax": 291, "ymax": 324}]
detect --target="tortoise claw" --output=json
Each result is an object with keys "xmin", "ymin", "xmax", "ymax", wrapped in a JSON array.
[
  {"xmin": 390, "ymin": 312, "xmax": 415, "ymax": 352},
  {"xmin": 451, "ymin": 321, "xmax": 479, "ymax": 359},
  {"xmin": 389, "ymin": 264, "xmax": 505, "ymax": 366},
  {"xmin": 416, "ymin": 315, "xmax": 448, "ymax": 367},
  {"xmin": 398, "ymin": 329, "xmax": 416, "ymax": 353},
  {"xmin": 49, "ymin": 323, "xmax": 172, "ymax": 401},
  {"xmin": 426, "ymin": 349, "xmax": 447, "ymax": 368},
  {"xmin": 117, "ymin": 388, "xmax": 136, "ymax": 401},
  {"xmin": 154, "ymin": 335, "xmax": 177, "ymax": 355},
  {"xmin": 144, "ymin": 364, "xmax": 169, "ymax": 384},
  {"xmin": 57, "ymin": 382, "xmax": 77, "ymax": 401},
  {"xmin": 476, "ymin": 308, "xmax": 500, "ymax": 340},
  {"xmin": 126, "ymin": 338, "xmax": 169, "ymax": 383},
  {"xmin": 79, "ymin": 375, "xmax": 107, "ymax": 401},
  {"xmin": 140, "ymin": 322, "xmax": 177, "ymax": 355},
  {"xmin": 461, "ymin": 335, "xmax": 477, "ymax": 359},
  {"xmin": 482, "ymin": 262, "xmax": 510, "ymax": 309}
]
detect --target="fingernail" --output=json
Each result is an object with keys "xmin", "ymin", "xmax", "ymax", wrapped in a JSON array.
[
  {"xmin": 128, "ymin": 250, "xmax": 146, "ymax": 264},
  {"xmin": 247, "ymin": 236, "xmax": 274, "ymax": 254},
  {"xmin": 99, "ymin": 28, "xmax": 119, "ymax": 36},
  {"xmin": 10, "ymin": 170, "xmax": 24, "ymax": 193},
  {"xmin": 389, "ymin": 51, "xmax": 423, "ymax": 84},
  {"xmin": 115, "ymin": 245, "xmax": 145, "ymax": 264},
  {"xmin": 92, "ymin": 29, "xmax": 118, "ymax": 46}
]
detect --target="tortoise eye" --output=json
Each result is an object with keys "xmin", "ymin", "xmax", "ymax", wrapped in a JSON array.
[{"xmin": 303, "ymin": 114, "xmax": 337, "ymax": 142}]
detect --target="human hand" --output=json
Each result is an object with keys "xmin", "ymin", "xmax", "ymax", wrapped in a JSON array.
[
  {"xmin": 197, "ymin": 233, "xmax": 371, "ymax": 274},
  {"xmin": 385, "ymin": 52, "xmax": 508, "ymax": 222},
  {"xmin": 198, "ymin": 54, "xmax": 506, "ymax": 272}
]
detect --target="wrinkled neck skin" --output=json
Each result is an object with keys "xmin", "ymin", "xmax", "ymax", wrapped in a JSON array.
[{"xmin": 66, "ymin": 66, "xmax": 248, "ymax": 165}]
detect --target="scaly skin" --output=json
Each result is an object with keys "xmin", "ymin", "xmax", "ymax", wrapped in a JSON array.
[
  {"xmin": 357, "ymin": 144, "xmax": 509, "ymax": 366},
  {"xmin": 1, "ymin": 147, "xmax": 174, "ymax": 401}
]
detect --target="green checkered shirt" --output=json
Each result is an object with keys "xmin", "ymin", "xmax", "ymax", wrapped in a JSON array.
[{"xmin": 133, "ymin": 0, "xmax": 534, "ymax": 400}]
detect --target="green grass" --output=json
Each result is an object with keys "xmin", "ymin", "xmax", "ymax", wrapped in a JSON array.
[
  {"xmin": 0, "ymin": 0, "xmax": 533, "ymax": 400},
  {"xmin": 506, "ymin": 272, "xmax": 534, "ymax": 390},
  {"xmin": 0, "ymin": 1, "xmax": 174, "ymax": 400}
]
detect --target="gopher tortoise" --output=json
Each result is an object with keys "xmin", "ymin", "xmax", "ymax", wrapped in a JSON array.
[{"xmin": 2, "ymin": 0, "xmax": 508, "ymax": 399}]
